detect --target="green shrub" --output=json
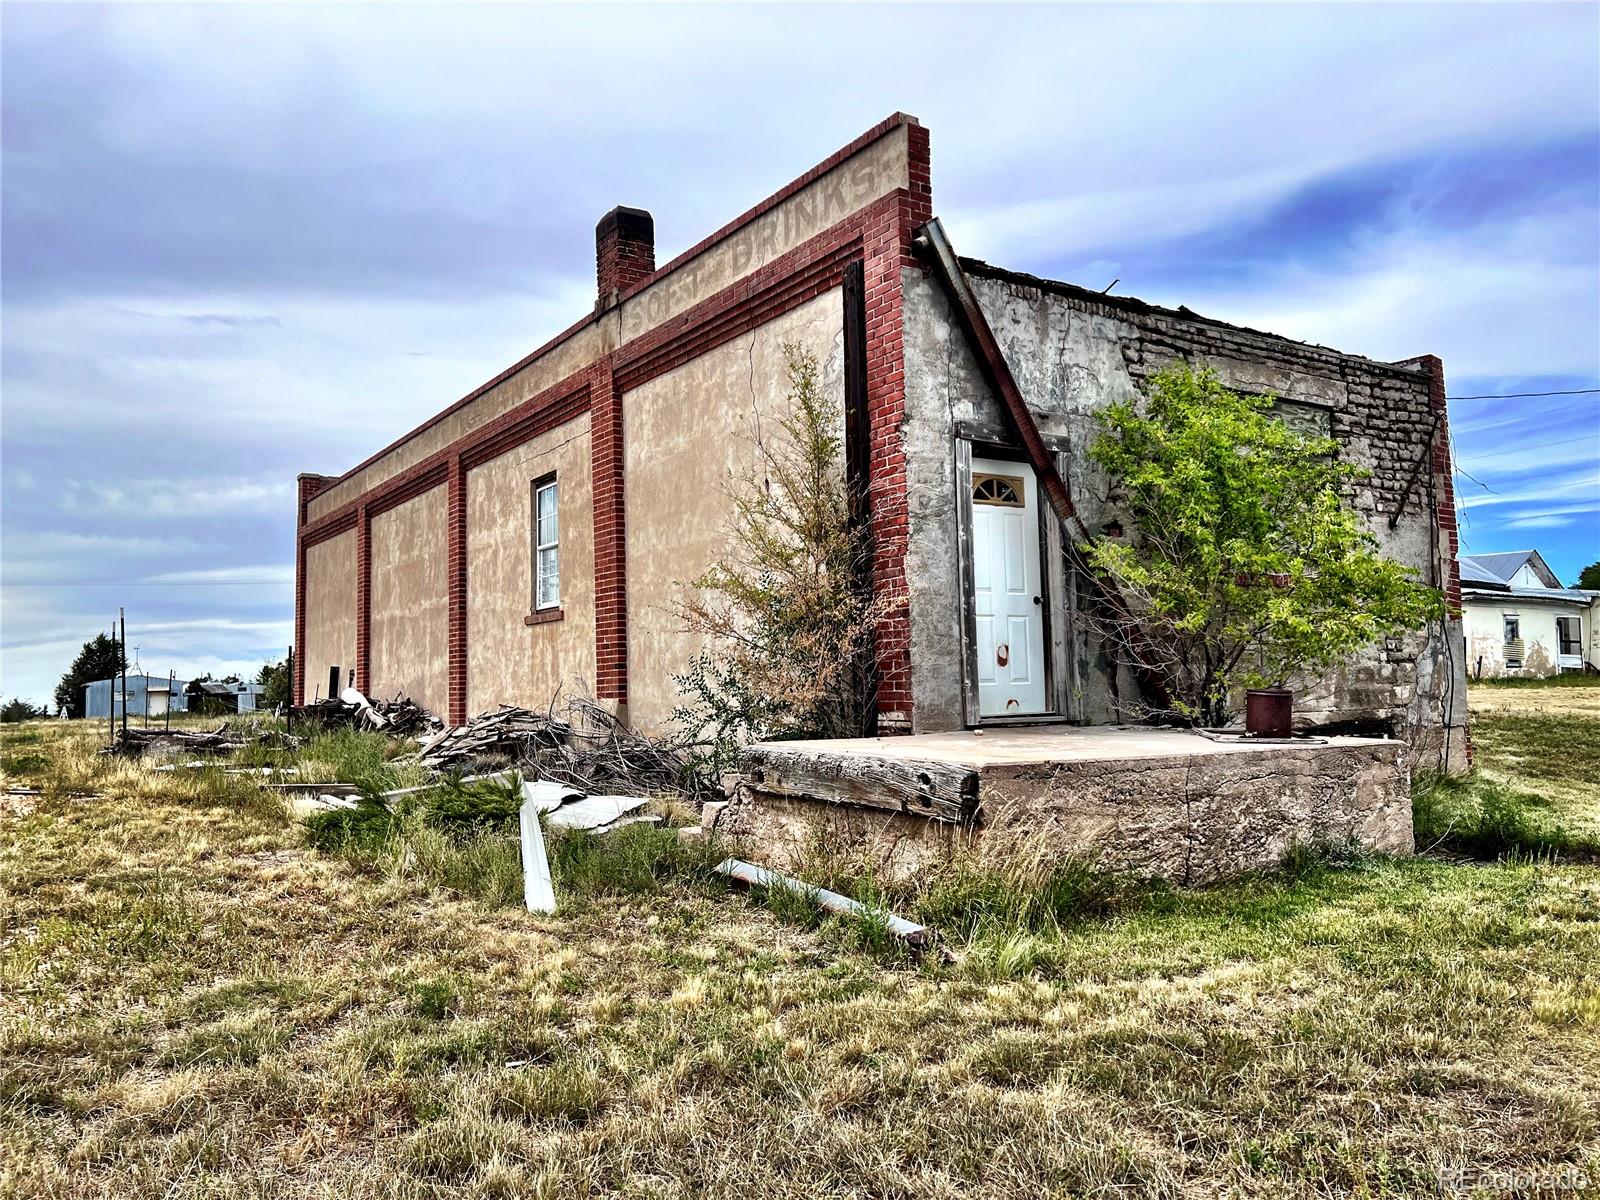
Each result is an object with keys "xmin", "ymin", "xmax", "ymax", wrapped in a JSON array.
[{"xmin": 303, "ymin": 801, "xmax": 399, "ymax": 855}]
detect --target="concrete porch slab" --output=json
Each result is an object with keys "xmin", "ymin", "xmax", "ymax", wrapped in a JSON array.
[
  {"xmin": 726, "ymin": 726, "xmax": 1411, "ymax": 886},
  {"xmin": 755, "ymin": 724, "xmax": 1391, "ymax": 768}
]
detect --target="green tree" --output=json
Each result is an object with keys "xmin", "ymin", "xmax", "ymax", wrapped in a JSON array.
[
  {"xmin": 1085, "ymin": 363, "xmax": 1440, "ymax": 727},
  {"xmin": 257, "ymin": 651, "xmax": 293, "ymax": 708},
  {"xmin": 53, "ymin": 633, "xmax": 127, "ymax": 719},
  {"xmin": 1577, "ymin": 561, "xmax": 1600, "ymax": 590},
  {"xmin": 673, "ymin": 344, "xmax": 895, "ymax": 764},
  {"xmin": 1, "ymin": 698, "xmax": 50, "ymax": 723}
]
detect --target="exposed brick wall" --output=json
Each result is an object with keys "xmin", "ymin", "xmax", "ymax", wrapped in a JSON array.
[
  {"xmin": 355, "ymin": 506, "xmax": 371, "ymax": 694},
  {"xmin": 1401, "ymin": 354, "xmax": 1462, "ymax": 613},
  {"xmin": 596, "ymin": 207, "xmax": 656, "ymax": 310},
  {"xmin": 589, "ymin": 357, "xmax": 627, "ymax": 701},
  {"xmin": 446, "ymin": 458, "xmax": 467, "ymax": 725},
  {"xmin": 862, "ymin": 122, "xmax": 932, "ymax": 731}
]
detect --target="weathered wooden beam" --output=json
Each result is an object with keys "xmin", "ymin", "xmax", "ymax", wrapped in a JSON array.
[{"xmin": 740, "ymin": 745, "xmax": 978, "ymax": 825}]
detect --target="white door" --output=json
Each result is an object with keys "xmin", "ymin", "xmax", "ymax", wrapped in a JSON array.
[{"xmin": 970, "ymin": 456, "xmax": 1047, "ymax": 717}]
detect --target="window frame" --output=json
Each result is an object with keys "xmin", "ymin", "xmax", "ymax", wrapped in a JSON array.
[
  {"xmin": 532, "ymin": 474, "xmax": 560, "ymax": 613},
  {"xmin": 1502, "ymin": 614, "xmax": 1520, "ymax": 643},
  {"xmin": 1557, "ymin": 615, "xmax": 1582, "ymax": 657}
]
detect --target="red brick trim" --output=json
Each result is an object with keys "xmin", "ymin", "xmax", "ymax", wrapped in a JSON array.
[
  {"xmin": 355, "ymin": 505, "xmax": 371, "ymax": 693},
  {"xmin": 1398, "ymin": 354, "xmax": 1462, "ymax": 616},
  {"xmin": 295, "ymin": 127, "xmax": 932, "ymax": 726},
  {"xmin": 862, "ymin": 122, "xmax": 933, "ymax": 730},
  {"xmin": 300, "ymin": 379, "xmax": 590, "ymax": 550},
  {"xmin": 589, "ymin": 357, "xmax": 627, "ymax": 701},
  {"xmin": 297, "ymin": 473, "xmax": 334, "ymax": 528},
  {"xmin": 615, "ymin": 235, "xmax": 863, "ymax": 392},
  {"xmin": 618, "ymin": 113, "xmax": 922, "ymax": 307},
  {"xmin": 447, "ymin": 457, "xmax": 467, "ymax": 725},
  {"xmin": 524, "ymin": 608, "xmax": 564, "ymax": 627},
  {"xmin": 293, "ymin": 539, "xmax": 307, "ymax": 706},
  {"xmin": 301, "ymin": 114, "xmax": 921, "ymax": 513}
]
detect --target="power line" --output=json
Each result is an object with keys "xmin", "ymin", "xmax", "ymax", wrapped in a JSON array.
[
  {"xmin": 1457, "ymin": 433, "xmax": 1600, "ymax": 462},
  {"xmin": 1446, "ymin": 388, "xmax": 1600, "ymax": 400}
]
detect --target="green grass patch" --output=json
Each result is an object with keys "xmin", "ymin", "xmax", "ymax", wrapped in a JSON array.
[
  {"xmin": 1469, "ymin": 672, "xmax": 1600, "ymax": 689},
  {"xmin": 1413, "ymin": 770, "xmax": 1584, "ymax": 857},
  {"xmin": 1472, "ymin": 713, "xmax": 1600, "ymax": 793}
]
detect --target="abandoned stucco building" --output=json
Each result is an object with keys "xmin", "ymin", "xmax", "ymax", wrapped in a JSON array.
[
  {"xmin": 1460, "ymin": 550, "xmax": 1598, "ymax": 678},
  {"xmin": 294, "ymin": 113, "xmax": 1468, "ymax": 766}
]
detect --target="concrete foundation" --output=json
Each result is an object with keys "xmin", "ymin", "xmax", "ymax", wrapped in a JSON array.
[{"xmin": 722, "ymin": 726, "xmax": 1411, "ymax": 886}]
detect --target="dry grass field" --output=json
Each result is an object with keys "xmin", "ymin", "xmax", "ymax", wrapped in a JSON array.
[{"xmin": 2, "ymin": 703, "xmax": 1598, "ymax": 1199}]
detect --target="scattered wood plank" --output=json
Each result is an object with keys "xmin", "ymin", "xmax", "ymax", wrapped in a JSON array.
[
  {"xmin": 740, "ymin": 745, "xmax": 978, "ymax": 825},
  {"xmin": 715, "ymin": 857, "xmax": 933, "ymax": 949},
  {"xmin": 414, "ymin": 706, "xmax": 571, "ymax": 770}
]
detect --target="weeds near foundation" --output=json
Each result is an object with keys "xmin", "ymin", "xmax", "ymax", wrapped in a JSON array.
[{"xmin": 1414, "ymin": 770, "xmax": 1588, "ymax": 859}]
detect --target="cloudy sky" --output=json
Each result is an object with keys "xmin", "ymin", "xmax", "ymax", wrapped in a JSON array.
[{"xmin": 3, "ymin": 3, "xmax": 1597, "ymax": 706}]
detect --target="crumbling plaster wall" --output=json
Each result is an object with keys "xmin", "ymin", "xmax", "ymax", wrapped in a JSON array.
[
  {"xmin": 1464, "ymin": 597, "xmax": 1587, "ymax": 679},
  {"xmin": 466, "ymin": 416, "xmax": 596, "ymax": 713},
  {"xmin": 622, "ymin": 289, "xmax": 846, "ymax": 733},
  {"xmin": 899, "ymin": 264, "xmax": 1468, "ymax": 763},
  {"xmin": 370, "ymin": 486, "xmax": 449, "ymax": 717},
  {"xmin": 302, "ymin": 529, "xmax": 357, "ymax": 702}
]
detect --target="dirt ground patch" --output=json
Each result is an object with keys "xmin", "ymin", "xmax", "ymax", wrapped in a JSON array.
[{"xmin": 1468, "ymin": 679, "xmax": 1600, "ymax": 720}]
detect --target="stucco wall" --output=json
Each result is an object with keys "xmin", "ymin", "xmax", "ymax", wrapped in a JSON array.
[
  {"xmin": 303, "ymin": 529, "xmax": 356, "ymax": 701},
  {"xmin": 466, "ymin": 416, "xmax": 596, "ymax": 714},
  {"xmin": 369, "ymin": 486, "xmax": 449, "ymax": 715},
  {"xmin": 622, "ymin": 289, "xmax": 846, "ymax": 732},
  {"xmin": 1465, "ymin": 596, "xmax": 1595, "ymax": 678},
  {"xmin": 899, "ymin": 264, "xmax": 1468, "ymax": 763}
]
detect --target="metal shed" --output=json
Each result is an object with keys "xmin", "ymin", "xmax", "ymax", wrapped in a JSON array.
[{"xmin": 82, "ymin": 674, "xmax": 190, "ymax": 720}]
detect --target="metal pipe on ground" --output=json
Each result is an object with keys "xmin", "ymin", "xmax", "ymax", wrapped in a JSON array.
[{"xmin": 715, "ymin": 857, "xmax": 933, "ymax": 949}]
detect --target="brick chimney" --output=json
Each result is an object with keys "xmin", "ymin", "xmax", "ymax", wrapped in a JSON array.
[{"xmin": 595, "ymin": 206, "xmax": 655, "ymax": 310}]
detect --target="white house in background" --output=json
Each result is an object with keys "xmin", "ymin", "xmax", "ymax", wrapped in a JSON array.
[{"xmin": 1459, "ymin": 551, "xmax": 1598, "ymax": 678}]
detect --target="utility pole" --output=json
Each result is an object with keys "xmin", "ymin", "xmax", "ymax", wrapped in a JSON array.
[
  {"xmin": 108, "ymin": 616, "xmax": 116, "ymax": 744},
  {"xmin": 119, "ymin": 608, "xmax": 128, "ymax": 743},
  {"xmin": 167, "ymin": 669, "xmax": 174, "ymax": 732}
]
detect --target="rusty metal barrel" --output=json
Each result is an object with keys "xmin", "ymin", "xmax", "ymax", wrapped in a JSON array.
[{"xmin": 1245, "ymin": 687, "xmax": 1294, "ymax": 738}]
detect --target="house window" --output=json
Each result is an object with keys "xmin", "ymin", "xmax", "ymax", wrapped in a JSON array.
[
  {"xmin": 973, "ymin": 473, "xmax": 1025, "ymax": 507},
  {"xmin": 1558, "ymin": 616, "xmax": 1583, "ymax": 657},
  {"xmin": 1503, "ymin": 613, "xmax": 1522, "ymax": 670},
  {"xmin": 533, "ymin": 478, "xmax": 559, "ymax": 611}
]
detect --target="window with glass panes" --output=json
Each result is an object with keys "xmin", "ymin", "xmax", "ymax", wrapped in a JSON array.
[{"xmin": 533, "ymin": 478, "xmax": 559, "ymax": 610}]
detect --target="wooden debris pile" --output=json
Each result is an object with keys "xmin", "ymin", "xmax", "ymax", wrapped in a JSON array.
[
  {"xmin": 535, "ymin": 698, "xmax": 720, "ymax": 803},
  {"xmin": 291, "ymin": 691, "xmax": 443, "ymax": 736},
  {"xmin": 105, "ymin": 721, "xmax": 302, "ymax": 758},
  {"xmin": 413, "ymin": 705, "xmax": 572, "ymax": 770}
]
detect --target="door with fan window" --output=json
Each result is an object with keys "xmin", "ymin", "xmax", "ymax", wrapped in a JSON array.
[{"xmin": 969, "ymin": 456, "xmax": 1047, "ymax": 717}]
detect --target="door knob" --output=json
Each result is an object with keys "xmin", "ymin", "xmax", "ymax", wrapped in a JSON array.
[{"xmin": 1032, "ymin": 595, "xmax": 1042, "ymax": 606}]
